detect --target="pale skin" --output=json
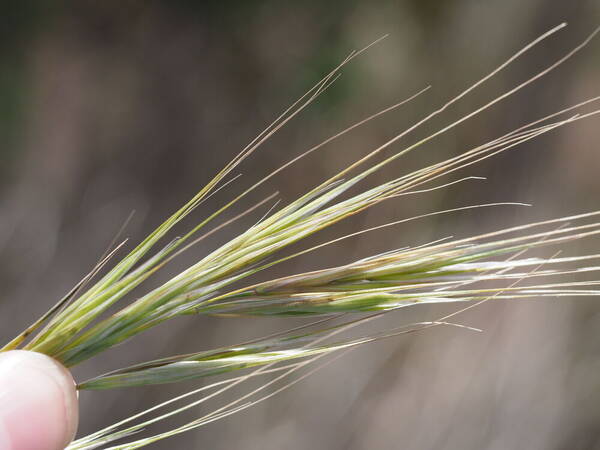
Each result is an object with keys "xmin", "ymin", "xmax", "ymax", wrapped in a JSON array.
[{"xmin": 0, "ymin": 351, "xmax": 79, "ymax": 450}]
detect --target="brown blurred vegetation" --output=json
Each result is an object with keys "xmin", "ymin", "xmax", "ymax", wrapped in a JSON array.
[{"xmin": 1, "ymin": 1, "xmax": 600, "ymax": 448}]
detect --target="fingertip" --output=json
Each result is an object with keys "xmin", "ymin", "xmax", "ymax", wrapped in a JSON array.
[{"xmin": 0, "ymin": 350, "xmax": 79, "ymax": 450}]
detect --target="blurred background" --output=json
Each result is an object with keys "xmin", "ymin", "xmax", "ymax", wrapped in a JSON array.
[{"xmin": 0, "ymin": 1, "xmax": 599, "ymax": 449}]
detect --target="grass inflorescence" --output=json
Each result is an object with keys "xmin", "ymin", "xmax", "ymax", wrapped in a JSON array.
[{"xmin": 2, "ymin": 23, "xmax": 600, "ymax": 449}]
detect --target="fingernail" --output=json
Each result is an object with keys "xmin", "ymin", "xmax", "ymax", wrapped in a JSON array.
[{"xmin": 0, "ymin": 350, "xmax": 79, "ymax": 450}]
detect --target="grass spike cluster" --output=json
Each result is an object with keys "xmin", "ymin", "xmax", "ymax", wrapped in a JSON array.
[{"xmin": 1, "ymin": 24, "xmax": 598, "ymax": 449}]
